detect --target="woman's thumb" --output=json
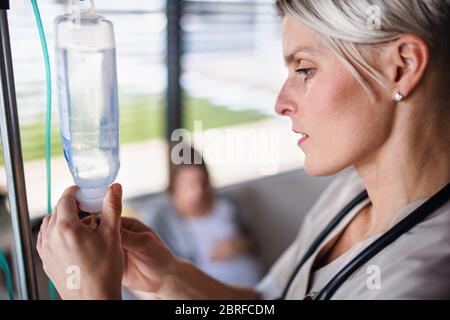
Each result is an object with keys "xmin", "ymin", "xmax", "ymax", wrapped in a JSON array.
[
  {"xmin": 100, "ymin": 183, "xmax": 123, "ymax": 233},
  {"xmin": 121, "ymin": 229, "xmax": 150, "ymax": 252}
]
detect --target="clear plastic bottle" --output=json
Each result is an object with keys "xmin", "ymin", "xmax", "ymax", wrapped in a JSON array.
[{"xmin": 55, "ymin": 0, "xmax": 120, "ymax": 213}]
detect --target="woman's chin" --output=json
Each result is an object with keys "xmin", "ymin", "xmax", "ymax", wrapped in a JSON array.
[{"xmin": 303, "ymin": 157, "xmax": 347, "ymax": 177}]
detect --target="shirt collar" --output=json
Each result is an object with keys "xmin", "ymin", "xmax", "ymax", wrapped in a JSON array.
[{"xmin": 389, "ymin": 197, "xmax": 431, "ymax": 227}]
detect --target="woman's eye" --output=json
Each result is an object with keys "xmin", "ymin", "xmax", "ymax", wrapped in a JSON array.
[{"xmin": 295, "ymin": 68, "xmax": 314, "ymax": 80}]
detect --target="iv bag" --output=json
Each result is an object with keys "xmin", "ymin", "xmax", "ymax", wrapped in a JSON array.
[{"xmin": 55, "ymin": 0, "xmax": 120, "ymax": 213}]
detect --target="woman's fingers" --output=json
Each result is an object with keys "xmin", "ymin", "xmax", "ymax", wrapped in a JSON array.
[
  {"xmin": 120, "ymin": 218, "xmax": 163, "ymax": 253},
  {"xmin": 37, "ymin": 229, "xmax": 42, "ymax": 254},
  {"xmin": 120, "ymin": 228, "xmax": 154, "ymax": 253},
  {"xmin": 37, "ymin": 215, "xmax": 51, "ymax": 253},
  {"xmin": 40, "ymin": 215, "xmax": 51, "ymax": 235},
  {"xmin": 99, "ymin": 183, "xmax": 123, "ymax": 235},
  {"xmin": 121, "ymin": 217, "xmax": 151, "ymax": 233},
  {"xmin": 55, "ymin": 186, "xmax": 80, "ymax": 227},
  {"xmin": 46, "ymin": 206, "xmax": 57, "ymax": 232}
]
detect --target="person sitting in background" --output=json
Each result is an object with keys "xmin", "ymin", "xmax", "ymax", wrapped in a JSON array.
[{"xmin": 139, "ymin": 146, "xmax": 263, "ymax": 287}]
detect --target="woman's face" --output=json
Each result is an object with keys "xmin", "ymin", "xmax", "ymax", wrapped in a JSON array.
[
  {"xmin": 172, "ymin": 166, "xmax": 209, "ymax": 212},
  {"xmin": 276, "ymin": 15, "xmax": 395, "ymax": 176}
]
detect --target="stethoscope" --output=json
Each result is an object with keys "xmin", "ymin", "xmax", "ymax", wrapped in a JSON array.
[{"xmin": 279, "ymin": 181, "xmax": 450, "ymax": 300}]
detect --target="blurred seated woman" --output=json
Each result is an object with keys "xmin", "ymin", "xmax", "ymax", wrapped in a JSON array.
[{"xmin": 139, "ymin": 146, "xmax": 263, "ymax": 287}]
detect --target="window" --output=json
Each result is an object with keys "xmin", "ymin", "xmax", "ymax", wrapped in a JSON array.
[
  {"xmin": 5, "ymin": 0, "xmax": 168, "ymax": 219},
  {"xmin": 180, "ymin": 0, "xmax": 304, "ymax": 187}
]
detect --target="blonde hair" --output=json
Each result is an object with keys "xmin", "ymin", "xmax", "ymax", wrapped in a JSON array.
[{"xmin": 275, "ymin": 0, "xmax": 450, "ymax": 101}]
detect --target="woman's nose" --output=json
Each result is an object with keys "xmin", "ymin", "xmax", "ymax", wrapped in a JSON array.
[{"xmin": 275, "ymin": 81, "xmax": 298, "ymax": 117}]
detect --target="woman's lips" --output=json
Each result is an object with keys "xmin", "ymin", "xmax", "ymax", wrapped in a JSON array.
[
  {"xmin": 298, "ymin": 133, "xmax": 309, "ymax": 145},
  {"xmin": 293, "ymin": 129, "xmax": 309, "ymax": 145}
]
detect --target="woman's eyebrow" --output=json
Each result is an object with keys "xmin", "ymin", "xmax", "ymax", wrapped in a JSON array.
[{"xmin": 284, "ymin": 45, "xmax": 318, "ymax": 65}]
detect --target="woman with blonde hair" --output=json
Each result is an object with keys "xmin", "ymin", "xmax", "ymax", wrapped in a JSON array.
[{"xmin": 38, "ymin": 0, "xmax": 450, "ymax": 299}]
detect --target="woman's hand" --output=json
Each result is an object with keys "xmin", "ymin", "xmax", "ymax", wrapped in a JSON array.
[
  {"xmin": 36, "ymin": 184, "xmax": 124, "ymax": 300},
  {"xmin": 120, "ymin": 217, "xmax": 178, "ymax": 294},
  {"xmin": 120, "ymin": 219, "xmax": 260, "ymax": 300}
]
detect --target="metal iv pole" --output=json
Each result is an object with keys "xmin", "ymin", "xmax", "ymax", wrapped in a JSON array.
[{"xmin": 0, "ymin": 0, "xmax": 39, "ymax": 300}]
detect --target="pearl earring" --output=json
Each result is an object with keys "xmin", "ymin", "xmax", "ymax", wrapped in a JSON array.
[{"xmin": 393, "ymin": 92, "xmax": 404, "ymax": 103}]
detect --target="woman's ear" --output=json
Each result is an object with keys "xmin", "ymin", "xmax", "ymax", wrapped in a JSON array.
[{"xmin": 387, "ymin": 35, "xmax": 430, "ymax": 99}]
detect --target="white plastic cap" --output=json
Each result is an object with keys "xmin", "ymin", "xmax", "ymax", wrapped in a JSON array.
[{"xmin": 76, "ymin": 187, "xmax": 107, "ymax": 213}]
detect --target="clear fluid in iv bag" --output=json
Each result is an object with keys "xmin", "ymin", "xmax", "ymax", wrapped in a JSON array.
[{"xmin": 57, "ymin": 46, "xmax": 120, "ymax": 193}]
